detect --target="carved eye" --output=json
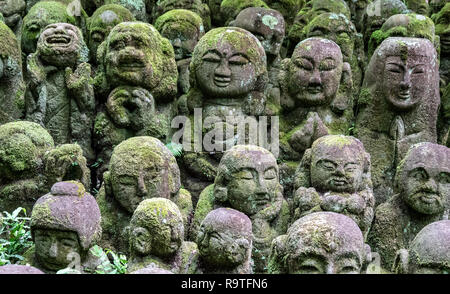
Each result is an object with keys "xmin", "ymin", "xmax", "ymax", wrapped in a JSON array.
[
  {"xmin": 439, "ymin": 173, "xmax": 450, "ymax": 184},
  {"xmin": 264, "ymin": 168, "xmax": 277, "ymax": 180},
  {"xmin": 61, "ymin": 238, "xmax": 77, "ymax": 248},
  {"xmin": 91, "ymin": 31, "xmax": 104, "ymax": 42},
  {"xmin": 339, "ymin": 265, "xmax": 359, "ymax": 274},
  {"xmin": 295, "ymin": 58, "xmax": 313, "ymax": 71},
  {"xmin": 319, "ymin": 160, "xmax": 336, "ymax": 171},
  {"xmin": 253, "ymin": 33, "xmax": 266, "ymax": 42},
  {"xmin": 111, "ymin": 40, "xmax": 125, "ymax": 50},
  {"xmin": 319, "ymin": 59, "xmax": 336, "ymax": 71},
  {"xmin": 237, "ymin": 170, "xmax": 254, "ymax": 180},
  {"xmin": 309, "ymin": 27, "xmax": 326, "ymax": 37},
  {"xmin": 27, "ymin": 24, "xmax": 40, "ymax": 32},
  {"xmin": 202, "ymin": 52, "xmax": 221, "ymax": 63},
  {"xmin": 228, "ymin": 55, "xmax": 249, "ymax": 65},
  {"xmin": 412, "ymin": 66, "xmax": 425, "ymax": 74},
  {"xmin": 337, "ymin": 31, "xmax": 350, "ymax": 39},
  {"xmin": 410, "ymin": 168, "xmax": 428, "ymax": 181},
  {"xmin": 386, "ymin": 64, "xmax": 403, "ymax": 73},
  {"xmin": 118, "ymin": 175, "xmax": 136, "ymax": 185}
]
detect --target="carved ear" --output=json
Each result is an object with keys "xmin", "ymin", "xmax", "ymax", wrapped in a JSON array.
[
  {"xmin": 213, "ymin": 185, "xmax": 228, "ymax": 203},
  {"xmin": 267, "ymin": 235, "xmax": 288, "ymax": 274},
  {"xmin": 294, "ymin": 148, "xmax": 312, "ymax": 190},
  {"xmin": 103, "ymin": 171, "xmax": 112, "ymax": 197},
  {"xmin": 392, "ymin": 249, "xmax": 409, "ymax": 274},
  {"xmin": 331, "ymin": 62, "xmax": 353, "ymax": 113},
  {"xmin": 279, "ymin": 58, "xmax": 295, "ymax": 110}
]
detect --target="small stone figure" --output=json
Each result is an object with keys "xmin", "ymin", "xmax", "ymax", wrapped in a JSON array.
[
  {"xmin": 219, "ymin": 0, "xmax": 268, "ymax": 26},
  {"xmin": 87, "ymin": 4, "xmax": 135, "ymax": 65},
  {"xmin": 25, "ymin": 23, "xmax": 95, "ymax": 162},
  {"xmin": 96, "ymin": 136, "xmax": 193, "ymax": 253},
  {"xmin": 393, "ymin": 220, "xmax": 450, "ymax": 274},
  {"xmin": 0, "ymin": 121, "xmax": 90, "ymax": 213},
  {"xmin": 268, "ymin": 212, "xmax": 372, "ymax": 274},
  {"xmin": 27, "ymin": 181, "xmax": 102, "ymax": 273},
  {"xmin": 368, "ymin": 143, "xmax": 450, "ymax": 271},
  {"xmin": 355, "ymin": 37, "xmax": 440, "ymax": 205},
  {"xmin": 196, "ymin": 208, "xmax": 253, "ymax": 274},
  {"xmin": 293, "ymin": 135, "xmax": 374, "ymax": 236},
  {"xmin": 154, "ymin": 9, "xmax": 205, "ymax": 95},
  {"xmin": 102, "ymin": 0, "xmax": 147, "ymax": 22},
  {"xmin": 263, "ymin": 0, "xmax": 304, "ymax": 31},
  {"xmin": 0, "ymin": 21, "xmax": 25, "ymax": 124},
  {"xmin": 0, "ymin": 0, "xmax": 26, "ymax": 36},
  {"xmin": 404, "ymin": 0, "xmax": 429, "ymax": 15},
  {"xmin": 192, "ymin": 145, "xmax": 290, "ymax": 273},
  {"xmin": 0, "ymin": 264, "xmax": 44, "ymax": 274},
  {"xmin": 127, "ymin": 198, "xmax": 199, "ymax": 274},
  {"xmin": 151, "ymin": 0, "xmax": 211, "ymax": 30},
  {"xmin": 344, "ymin": 0, "xmax": 370, "ymax": 31}
]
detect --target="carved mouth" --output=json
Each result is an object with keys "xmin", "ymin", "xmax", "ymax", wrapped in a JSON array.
[
  {"xmin": 332, "ymin": 178, "xmax": 348, "ymax": 186},
  {"xmin": 214, "ymin": 76, "xmax": 231, "ymax": 87},
  {"xmin": 118, "ymin": 57, "xmax": 145, "ymax": 70},
  {"xmin": 306, "ymin": 85, "xmax": 323, "ymax": 94},
  {"xmin": 46, "ymin": 35, "xmax": 72, "ymax": 46},
  {"xmin": 416, "ymin": 192, "xmax": 440, "ymax": 204},
  {"xmin": 397, "ymin": 90, "xmax": 410, "ymax": 100}
]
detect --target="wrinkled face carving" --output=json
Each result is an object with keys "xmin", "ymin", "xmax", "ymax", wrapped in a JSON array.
[
  {"xmin": 401, "ymin": 149, "xmax": 450, "ymax": 215},
  {"xmin": 311, "ymin": 146, "xmax": 365, "ymax": 193},
  {"xmin": 0, "ymin": 133, "xmax": 37, "ymax": 182},
  {"xmin": 197, "ymin": 221, "xmax": 249, "ymax": 267},
  {"xmin": 131, "ymin": 222, "xmax": 182, "ymax": 257},
  {"xmin": 406, "ymin": 0, "xmax": 429, "ymax": 15},
  {"xmin": 434, "ymin": 4, "xmax": 450, "ymax": 55},
  {"xmin": 106, "ymin": 86, "xmax": 155, "ymax": 130},
  {"xmin": 196, "ymin": 42, "xmax": 257, "ymax": 98},
  {"xmin": 88, "ymin": 10, "xmax": 121, "ymax": 62},
  {"xmin": 382, "ymin": 54, "xmax": 430, "ymax": 110},
  {"xmin": 225, "ymin": 151, "xmax": 279, "ymax": 216},
  {"xmin": 38, "ymin": 23, "xmax": 81, "ymax": 67},
  {"xmin": 34, "ymin": 229, "xmax": 81, "ymax": 271},
  {"xmin": 288, "ymin": 38, "xmax": 342, "ymax": 107},
  {"xmin": 160, "ymin": 22, "xmax": 199, "ymax": 60}
]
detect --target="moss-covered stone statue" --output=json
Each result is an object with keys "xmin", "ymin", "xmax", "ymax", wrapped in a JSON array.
[
  {"xmin": 154, "ymin": 9, "xmax": 205, "ymax": 95},
  {"xmin": 355, "ymin": 37, "xmax": 440, "ymax": 205},
  {"xmin": 268, "ymin": 212, "xmax": 372, "ymax": 274},
  {"xmin": 87, "ymin": 4, "xmax": 135, "ymax": 65},
  {"xmin": 96, "ymin": 136, "xmax": 193, "ymax": 253},
  {"xmin": 25, "ymin": 23, "xmax": 95, "ymax": 163},
  {"xmin": 292, "ymin": 135, "xmax": 375, "ymax": 237},
  {"xmin": 0, "ymin": 0, "xmax": 26, "ymax": 36},
  {"xmin": 0, "ymin": 21, "xmax": 25, "ymax": 124},
  {"xmin": 368, "ymin": 13, "xmax": 437, "ymax": 59},
  {"xmin": 263, "ymin": 0, "xmax": 304, "ymax": 31},
  {"xmin": 393, "ymin": 220, "xmax": 450, "ymax": 274},
  {"xmin": 99, "ymin": 0, "xmax": 147, "ymax": 22},
  {"xmin": 344, "ymin": 0, "xmax": 370, "ymax": 31},
  {"xmin": 429, "ymin": 0, "xmax": 446, "ymax": 15},
  {"xmin": 219, "ymin": 0, "xmax": 269, "ymax": 26},
  {"xmin": 23, "ymin": 181, "xmax": 102, "ymax": 274},
  {"xmin": 0, "ymin": 121, "xmax": 90, "ymax": 213},
  {"xmin": 179, "ymin": 27, "xmax": 268, "ymax": 198},
  {"xmin": 404, "ymin": 0, "xmax": 429, "ymax": 15},
  {"xmin": 192, "ymin": 145, "xmax": 290, "ymax": 273},
  {"xmin": 0, "ymin": 264, "xmax": 44, "ymax": 274},
  {"xmin": 150, "ymin": 0, "xmax": 211, "ymax": 31},
  {"xmin": 230, "ymin": 7, "xmax": 285, "ymax": 115},
  {"xmin": 368, "ymin": 142, "xmax": 450, "ymax": 271},
  {"xmin": 196, "ymin": 208, "xmax": 253, "ymax": 274},
  {"xmin": 432, "ymin": 3, "xmax": 450, "ymax": 88},
  {"xmin": 127, "ymin": 198, "xmax": 199, "ymax": 274},
  {"xmin": 287, "ymin": 0, "xmax": 351, "ymax": 55}
]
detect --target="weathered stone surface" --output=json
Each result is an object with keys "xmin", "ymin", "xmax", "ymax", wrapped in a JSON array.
[{"xmin": 0, "ymin": 264, "xmax": 44, "ymax": 274}]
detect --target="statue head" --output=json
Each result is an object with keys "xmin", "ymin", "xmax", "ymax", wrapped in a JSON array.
[
  {"xmin": 404, "ymin": 0, "xmax": 429, "ymax": 15},
  {"xmin": 394, "ymin": 220, "xmax": 450, "ymax": 274},
  {"xmin": 432, "ymin": 2, "xmax": 450, "ymax": 56},
  {"xmin": 219, "ymin": 0, "xmax": 268, "ymax": 26},
  {"xmin": 295, "ymin": 135, "xmax": 371, "ymax": 194},
  {"xmin": 197, "ymin": 208, "xmax": 252, "ymax": 269},
  {"xmin": 213, "ymin": 145, "xmax": 282, "ymax": 216},
  {"xmin": 395, "ymin": 142, "xmax": 450, "ymax": 215},
  {"xmin": 230, "ymin": 7, "xmax": 285, "ymax": 58},
  {"xmin": 100, "ymin": 22, "xmax": 177, "ymax": 102},
  {"xmin": 0, "ymin": 0, "xmax": 26, "ymax": 28},
  {"xmin": 107, "ymin": 136, "xmax": 181, "ymax": 214},
  {"xmin": 0, "ymin": 21, "xmax": 22, "ymax": 80},
  {"xmin": 281, "ymin": 37, "xmax": 344, "ymax": 108},
  {"xmin": 87, "ymin": 4, "xmax": 135, "ymax": 63},
  {"xmin": 36, "ymin": 23, "xmax": 88, "ymax": 68},
  {"xmin": 190, "ymin": 27, "xmax": 267, "ymax": 101},
  {"xmin": 269, "ymin": 212, "xmax": 371, "ymax": 273},
  {"xmin": 129, "ymin": 198, "xmax": 184, "ymax": 258},
  {"xmin": 21, "ymin": 1, "xmax": 76, "ymax": 55},
  {"xmin": 152, "ymin": 0, "xmax": 211, "ymax": 30},
  {"xmin": 0, "ymin": 264, "xmax": 44, "ymax": 274},
  {"xmin": 154, "ymin": 9, "xmax": 205, "ymax": 61},
  {"xmin": 104, "ymin": 0, "xmax": 147, "ymax": 21},
  {"xmin": 31, "ymin": 181, "xmax": 102, "ymax": 272}
]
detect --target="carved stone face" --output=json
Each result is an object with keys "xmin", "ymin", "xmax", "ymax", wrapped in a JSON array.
[
  {"xmin": 217, "ymin": 145, "xmax": 280, "ymax": 216},
  {"xmin": 287, "ymin": 38, "xmax": 343, "ymax": 107},
  {"xmin": 405, "ymin": 0, "xmax": 429, "ymax": 15},
  {"xmin": 106, "ymin": 86, "xmax": 155, "ymax": 131},
  {"xmin": 310, "ymin": 136, "xmax": 366, "ymax": 193},
  {"xmin": 407, "ymin": 221, "xmax": 450, "ymax": 274},
  {"xmin": 433, "ymin": 3, "xmax": 450, "ymax": 55},
  {"xmin": 130, "ymin": 198, "xmax": 184, "ymax": 258},
  {"xmin": 193, "ymin": 28, "xmax": 265, "ymax": 98},
  {"xmin": 380, "ymin": 38, "xmax": 435, "ymax": 111},
  {"xmin": 398, "ymin": 143, "xmax": 450, "ymax": 215},
  {"xmin": 232, "ymin": 7, "xmax": 285, "ymax": 57},
  {"xmin": 34, "ymin": 229, "xmax": 81, "ymax": 271},
  {"xmin": 109, "ymin": 137, "xmax": 181, "ymax": 214},
  {"xmin": 88, "ymin": 5, "xmax": 134, "ymax": 63},
  {"xmin": 197, "ymin": 208, "xmax": 252, "ymax": 268},
  {"xmin": 284, "ymin": 212, "xmax": 366, "ymax": 274},
  {"xmin": 21, "ymin": 2, "xmax": 75, "ymax": 55},
  {"xmin": 37, "ymin": 23, "xmax": 84, "ymax": 68}
]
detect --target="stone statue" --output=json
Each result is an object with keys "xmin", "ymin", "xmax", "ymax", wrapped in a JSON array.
[
  {"xmin": 268, "ymin": 212, "xmax": 372, "ymax": 274},
  {"xmin": 368, "ymin": 142, "xmax": 450, "ymax": 271},
  {"xmin": 0, "ymin": 264, "xmax": 44, "ymax": 274},
  {"xmin": 293, "ymin": 135, "xmax": 374, "ymax": 236},
  {"xmin": 263, "ymin": 0, "xmax": 304, "ymax": 31},
  {"xmin": 432, "ymin": 3, "xmax": 450, "ymax": 88},
  {"xmin": 25, "ymin": 23, "xmax": 95, "ymax": 163},
  {"xmin": 101, "ymin": 0, "xmax": 147, "ymax": 22},
  {"xmin": 355, "ymin": 37, "xmax": 440, "ymax": 205},
  {"xmin": 219, "ymin": 0, "xmax": 269, "ymax": 26},
  {"xmin": 192, "ymin": 145, "xmax": 290, "ymax": 273},
  {"xmin": 393, "ymin": 220, "xmax": 450, "ymax": 274},
  {"xmin": 96, "ymin": 136, "xmax": 193, "ymax": 253},
  {"xmin": 404, "ymin": 0, "xmax": 429, "ymax": 15},
  {"xmin": 0, "ymin": 21, "xmax": 25, "ymax": 124},
  {"xmin": 127, "ymin": 198, "xmax": 199, "ymax": 274},
  {"xmin": 0, "ymin": 0, "xmax": 26, "ymax": 36},
  {"xmin": 150, "ymin": 0, "xmax": 211, "ymax": 30},
  {"xmin": 0, "ymin": 121, "xmax": 90, "ymax": 213},
  {"xmin": 196, "ymin": 208, "xmax": 253, "ymax": 274},
  {"xmin": 154, "ymin": 9, "xmax": 205, "ymax": 95},
  {"xmin": 27, "ymin": 181, "xmax": 102, "ymax": 273}
]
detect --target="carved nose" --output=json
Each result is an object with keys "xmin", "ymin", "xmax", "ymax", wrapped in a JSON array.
[
  {"xmin": 400, "ymin": 72, "xmax": 411, "ymax": 90},
  {"xmin": 172, "ymin": 38, "xmax": 182, "ymax": 48},
  {"xmin": 255, "ymin": 176, "xmax": 269, "ymax": 195},
  {"xmin": 326, "ymin": 263, "xmax": 336, "ymax": 274},
  {"xmin": 335, "ymin": 166, "xmax": 345, "ymax": 176},
  {"xmin": 49, "ymin": 241, "xmax": 58, "ymax": 258},
  {"xmin": 215, "ymin": 60, "xmax": 231, "ymax": 77},
  {"xmin": 137, "ymin": 173, "xmax": 147, "ymax": 196},
  {"xmin": 309, "ymin": 69, "xmax": 322, "ymax": 85}
]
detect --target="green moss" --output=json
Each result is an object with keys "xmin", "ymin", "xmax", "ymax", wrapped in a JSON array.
[
  {"xmin": 0, "ymin": 22, "xmax": 21, "ymax": 63},
  {"xmin": 190, "ymin": 184, "xmax": 215, "ymax": 240},
  {"xmin": 358, "ymin": 87, "xmax": 372, "ymax": 106},
  {"xmin": 154, "ymin": 9, "xmax": 203, "ymax": 33}
]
